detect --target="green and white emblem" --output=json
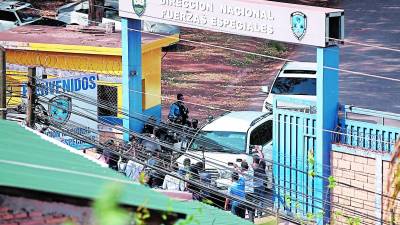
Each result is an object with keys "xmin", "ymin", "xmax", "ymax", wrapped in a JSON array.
[{"xmin": 132, "ymin": 0, "xmax": 146, "ymax": 17}]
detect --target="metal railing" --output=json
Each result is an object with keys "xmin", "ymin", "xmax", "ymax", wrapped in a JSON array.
[{"xmin": 335, "ymin": 105, "xmax": 400, "ymax": 152}]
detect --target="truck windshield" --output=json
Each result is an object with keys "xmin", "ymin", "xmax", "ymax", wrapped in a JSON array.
[
  {"xmin": 271, "ymin": 77, "xmax": 316, "ymax": 95},
  {"xmin": 190, "ymin": 131, "xmax": 246, "ymax": 154}
]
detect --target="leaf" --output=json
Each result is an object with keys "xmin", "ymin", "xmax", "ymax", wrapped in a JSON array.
[
  {"xmin": 308, "ymin": 169, "xmax": 316, "ymax": 177},
  {"xmin": 334, "ymin": 210, "xmax": 343, "ymax": 217},
  {"xmin": 328, "ymin": 176, "xmax": 337, "ymax": 189},
  {"xmin": 306, "ymin": 212, "xmax": 314, "ymax": 221},
  {"xmin": 202, "ymin": 199, "xmax": 213, "ymax": 206},
  {"xmin": 346, "ymin": 216, "xmax": 362, "ymax": 225},
  {"xmin": 284, "ymin": 195, "xmax": 291, "ymax": 207},
  {"xmin": 307, "ymin": 149, "xmax": 315, "ymax": 165}
]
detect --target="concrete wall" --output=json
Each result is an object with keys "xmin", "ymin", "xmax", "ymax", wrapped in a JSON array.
[{"xmin": 331, "ymin": 145, "xmax": 400, "ymax": 225}]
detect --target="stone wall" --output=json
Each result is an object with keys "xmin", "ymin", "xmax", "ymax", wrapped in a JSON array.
[{"xmin": 330, "ymin": 149, "xmax": 398, "ymax": 225}]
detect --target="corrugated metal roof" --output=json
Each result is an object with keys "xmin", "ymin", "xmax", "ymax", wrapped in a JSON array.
[{"xmin": 0, "ymin": 120, "xmax": 252, "ymax": 225}]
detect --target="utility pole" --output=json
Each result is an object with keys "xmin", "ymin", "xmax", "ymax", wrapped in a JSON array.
[
  {"xmin": 88, "ymin": 0, "xmax": 104, "ymax": 26},
  {"xmin": 0, "ymin": 47, "xmax": 6, "ymax": 120},
  {"xmin": 26, "ymin": 67, "xmax": 36, "ymax": 128}
]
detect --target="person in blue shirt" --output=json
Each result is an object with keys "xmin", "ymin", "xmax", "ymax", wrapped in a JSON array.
[
  {"xmin": 168, "ymin": 93, "xmax": 189, "ymax": 126},
  {"xmin": 224, "ymin": 172, "xmax": 245, "ymax": 218}
]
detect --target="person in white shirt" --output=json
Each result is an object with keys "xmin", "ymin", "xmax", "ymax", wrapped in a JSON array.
[
  {"xmin": 162, "ymin": 163, "xmax": 185, "ymax": 191},
  {"xmin": 238, "ymin": 161, "xmax": 255, "ymax": 222},
  {"xmin": 124, "ymin": 147, "xmax": 145, "ymax": 182}
]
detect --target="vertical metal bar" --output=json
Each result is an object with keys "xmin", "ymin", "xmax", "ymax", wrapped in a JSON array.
[
  {"xmin": 0, "ymin": 47, "xmax": 6, "ymax": 120},
  {"xmin": 273, "ymin": 97, "xmax": 280, "ymax": 210},
  {"xmin": 26, "ymin": 67, "xmax": 36, "ymax": 128},
  {"xmin": 298, "ymin": 116, "xmax": 305, "ymax": 215},
  {"xmin": 290, "ymin": 116, "xmax": 297, "ymax": 212},
  {"xmin": 285, "ymin": 114, "xmax": 291, "ymax": 210},
  {"xmin": 279, "ymin": 114, "xmax": 286, "ymax": 210}
]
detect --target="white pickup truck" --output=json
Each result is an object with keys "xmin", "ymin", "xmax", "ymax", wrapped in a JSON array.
[
  {"xmin": 177, "ymin": 111, "xmax": 273, "ymax": 190},
  {"xmin": 262, "ymin": 61, "xmax": 317, "ymax": 112}
]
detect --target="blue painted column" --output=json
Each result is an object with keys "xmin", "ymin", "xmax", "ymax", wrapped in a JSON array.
[
  {"xmin": 315, "ymin": 46, "xmax": 339, "ymax": 224},
  {"xmin": 121, "ymin": 18, "xmax": 143, "ymax": 140}
]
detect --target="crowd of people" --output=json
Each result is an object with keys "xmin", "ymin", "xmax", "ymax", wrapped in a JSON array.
[
  {"xmin": 101, "ymin": 93, "xmax": 270, "ymax": 221},
  {"xmin": 224, "ymin": 146, "xmax": 268, "ymax": 221},
  {"xmin": 118, "ymin": 145, "xmax": 268, "ymax": 222}
]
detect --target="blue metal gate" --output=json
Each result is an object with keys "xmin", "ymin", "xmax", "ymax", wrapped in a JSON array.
[{"xmin": 273, "ymin": 96, "xmax": 323, "ymax": 220}]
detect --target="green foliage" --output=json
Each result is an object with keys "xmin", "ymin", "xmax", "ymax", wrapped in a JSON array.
[
  {"xmin": 227, "ymin": 57, "xmax": 254, "ymax": 68},
  {"xmin": 333, "ymin": 210, "xmax": 343, "ymax": 217},
  {"xmin": 284, "ymin": 195, "xmax": 292, "ymax": 208},
  {"xmin": 391, "ymin": 209, "xmax": 396, "ymax": 224},
  {"xmin": 346, "ymin": 216, "xmax": 361, "ymax": 225},
  {"xmin": 328, "ymin": 175, "xmax": 337, "ymax": 189},
  {"xmin": 307, "ymin": 149, "xmax": 315, "ymax": 178},
  {"xmin": 308, "ymin": 169, "xmax": 316, "ymax": 178},
  {"xmin": 201, "ymin": 198, "xmax": 214, "ymax": 206},
  {"xmin": 307, "ymin": 149, "xmax": 315, "ymax": 166},
  {"xmin": 92, "ymin": 183, "xmax": 132, "ymax": 225},
  {"xmin": 306, "ymin": 212, "xmax": 315, "ymax": 221},
  {"xmin": 259, "ymin": 41, "xmax": 288, "ymax": 58},
  {"xmin": 134, "ymin": 204, "xmax": 151, "ymax": 225},
  {"xmin": 227, "ymin": 40, "xmax": 288, "ymax": 68}
]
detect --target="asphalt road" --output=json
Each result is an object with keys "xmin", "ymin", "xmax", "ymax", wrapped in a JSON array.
[{"xmin": 289, "ymin": 0, "xmax": 400, "ymax": 114}]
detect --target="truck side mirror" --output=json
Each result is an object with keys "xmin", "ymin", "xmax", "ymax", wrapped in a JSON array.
[{"xmin": 261, "ymin": 86, "xmax": 269, "ymax": 93}]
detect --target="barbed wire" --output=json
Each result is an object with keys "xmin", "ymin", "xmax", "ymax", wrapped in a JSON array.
[
  {"xmin": 7, "ymin": 74, "xmax": 400, "ymax": 185},
  {"xmin": 30, "ymin": 83, "xmax": 394, "ymax": 224},
  {"xmin": 7, "ymin": 82, "xmax": 400, "ymax": 221},
  {"xmin": 36, "ymin": 106, "xmax": 382, "ymax": 225},
  {"xmin": 3, "ymin": 76, "xmax": 394, "ymax": 223},
  {"xmin": 14, "ymin": 75, "xmax": 400, "ymax": 198}
]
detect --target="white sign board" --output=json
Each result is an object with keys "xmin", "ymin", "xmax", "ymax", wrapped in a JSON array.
[
  {"xmin": 21, "ymin": 74, "xmax": 99, "ymax": 150},
  {"xmin": 120, "ymin": 0, "xmax": 343, "ymax": 47}
]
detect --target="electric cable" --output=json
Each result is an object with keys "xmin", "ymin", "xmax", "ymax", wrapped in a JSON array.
[
  {"xmin": 29, "ymin": 78, "xmax": 400, "ymax": 208},
  {"xmin": 30, "ymin": 79, "xmax": 400, "ymax": 211},
  {"xmin": 32, "ymin": 91, "xmax": 390, "ymax": 223}
]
